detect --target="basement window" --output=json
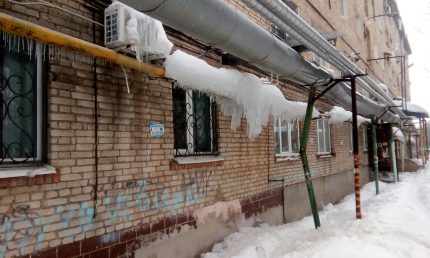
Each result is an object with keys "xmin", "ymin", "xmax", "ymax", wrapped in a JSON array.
[
  {"xmin": 172, "ymin": 86, "xmax": 218, "ymax": 156},
  {"xmin": 0, "ymin": 40, "xmax": 47, "ymax": 166}
]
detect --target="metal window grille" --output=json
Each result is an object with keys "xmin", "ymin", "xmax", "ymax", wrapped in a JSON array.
[
  {"xmin": 173, "ymin": 87, "xmax": 218, "ymax": 156},
  {"xmin": 0, "ymin": 40, "xmax": 45, "ymax": 165}
]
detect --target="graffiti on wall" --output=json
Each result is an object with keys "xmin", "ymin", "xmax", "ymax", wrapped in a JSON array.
[{"xmin": 0, "ymin": 172, "xmax": 215, "ymax": 257}]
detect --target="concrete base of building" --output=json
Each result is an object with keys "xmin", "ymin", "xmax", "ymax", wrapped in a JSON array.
[{"xmin": 135, "ymin": 166, "xmax": 372, "ymax": 258}]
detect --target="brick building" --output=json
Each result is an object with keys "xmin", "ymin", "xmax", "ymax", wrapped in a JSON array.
[{"xmin": 0, "ymin": 0, "xmax": 412, "ymax": 258}]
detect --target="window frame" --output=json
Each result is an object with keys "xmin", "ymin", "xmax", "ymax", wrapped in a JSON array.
[
  {"xmin": 362, "ymin": 125, "xmax": 369, "ymax": 152},
  {"xmin": 317, "ymin": 119, "xmax": 331, "ymax": 155},
  {"xmin": 172, "ymin": 87, "xmax": 218, "ymax": 157},
  {"xmin": 0, "ymin": 42, "xmax": 47, "ymax": 166},
  {"xmin": 341, "ymin": 0, "xmax": 348, "ymax": 18},
  {"xmin": 274, "ymin": 118, "xmax": 300, "ymax": 156}
]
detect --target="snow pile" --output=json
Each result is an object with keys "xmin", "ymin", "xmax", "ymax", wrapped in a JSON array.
[
  {"xmin": 392, "ymin": 127, "xmax": 405, "ymax": 142},
  {"xmin": 165, "ymin": 50, "xmax": 319, "ymax": 138},
  {"xmin": 326, "ymin": 106, "xmax": 371, "ymax": 125},
  {"xmin": 109, "ymin": 1, "xmax": 173, "ymax": 60},
  {"xmin": 203, "ymin": 167, "xmax": 430, "ymax": 258}
]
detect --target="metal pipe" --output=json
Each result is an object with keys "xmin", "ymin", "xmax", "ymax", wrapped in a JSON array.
[
  {"xmin": 120, "ymin": 0, "xmax": 332, "ymax": 85},
  {"xmin": 0, "ymin": 12, "xmax": 166, "ymax": 77},
  {"xmin": 351, "ymin": 76, "xmax": 362, "ymax": 219},
  {"xmin": 371, "ymin": 117, "xmax": 379, "ymax": 194},
  {"xmin": 300, "ymin": 87, "xmax": 321, "ymax": 228},
  {"xmin": 250, "ymin": 0, "xmax": 407, "ymax": 119}
]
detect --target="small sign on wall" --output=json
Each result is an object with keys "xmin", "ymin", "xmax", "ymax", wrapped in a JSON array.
[{"xmin": 149, "ymin": 123, "xmax": 165, "ymax": 138}]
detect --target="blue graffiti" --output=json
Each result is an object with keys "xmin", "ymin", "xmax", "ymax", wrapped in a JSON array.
[{"xmin": 0, "ymin": 179, "xmax": 201, "ymax": 258}]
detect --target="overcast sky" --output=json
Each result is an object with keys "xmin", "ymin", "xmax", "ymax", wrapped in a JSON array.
[{"xmin": 396, "ymin": 0, "xmax": 430, "ymax": 114}]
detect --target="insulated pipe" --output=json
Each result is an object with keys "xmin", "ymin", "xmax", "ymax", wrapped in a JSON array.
[
  {"xmin": 252, "ymin": 0, "xmax": 407, "ymax": 118},
  {"xmin": 326, "ymin": 82, "xmax": 400, "ymax": 123},
  {"xmin": 120, "ymin": 0, "xmax": 332, "ymax": 85},
  {"xmin": 0, "ymin": 12, "xmax": 166, "ymax": 77}
]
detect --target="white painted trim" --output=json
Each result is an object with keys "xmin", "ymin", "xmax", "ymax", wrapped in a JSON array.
[
  {"xmin": 173, "ymin": 156, "xmax": 224, "ymax": 165},
  {"xmin": 0, "ymin": 165, "xmax": 56, "ymax": 179}
]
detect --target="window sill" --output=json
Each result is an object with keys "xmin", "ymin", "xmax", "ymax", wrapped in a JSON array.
[
  {"xmin": 275, "ymin": 153, "xmax": 300, "ymax": 162},
  {"xmin": 171, "ymin": 156, "xmax": 224, "ymax": 170},
  {"xmin": 0, "ymin": 164, "xmax": 56, "ymax": 179},
  {"xmin": 317, "ymin": 153, "xmax": 335, "ymax": 159}
]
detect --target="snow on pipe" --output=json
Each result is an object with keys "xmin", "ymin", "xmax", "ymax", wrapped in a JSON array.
[
  {"xmin": 118, "ymin": 0, "xmax": 332, "ymax": 86},
  {"xmin": 325, "ymin": 82, "xmax": 400, "ymax": 123},
  {"xmin": 326, "ymin": 106, "xmax": 371, "ymax": 125},
  {"xmin": 165, "ymin": 50, "xmax": 319, "ymax": 138},
  {"xmin": 252, "ymin": 0, "xmax": 406, "ymax": 119}
]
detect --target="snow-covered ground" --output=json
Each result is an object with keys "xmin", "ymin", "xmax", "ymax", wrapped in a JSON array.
[{"xmin": 203, "ymin": 167, "xmax": 430, "ymax": 258}]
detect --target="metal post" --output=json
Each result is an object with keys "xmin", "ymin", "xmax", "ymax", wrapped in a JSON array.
[
  {"xmin": 299, "ymin": 87, "xmax": 321, "ymax": 229},
  {"xmin": 390, "ymin": 138, "xmax": 398, "ymax": 182},
  {"xmin": 351, "ymin": 76, "xmax": 362, "ymax": 219},
  {"xmin": 371, "ymin": 117, "xmax": 379, "ymax": 194}
]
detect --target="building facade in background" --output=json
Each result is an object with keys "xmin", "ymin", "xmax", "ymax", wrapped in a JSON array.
[{"xmin": 0, "ymin": 0, "xmax": 411, "ymax": 257}]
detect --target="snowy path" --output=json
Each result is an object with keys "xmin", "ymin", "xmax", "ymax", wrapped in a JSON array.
[{"xmin": 203, "ymin": 167, "xmax": 430, "ymax": 258}]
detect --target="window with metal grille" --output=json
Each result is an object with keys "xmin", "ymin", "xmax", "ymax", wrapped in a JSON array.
[
  {"xmin": 317, "ymin": 119, "xmax": 331, "ymax": 154},
  {"xmin": 274, "ymin": 119, "xmax": 300, "ymax": 155},
  {"xmin": 0, "ymin": 41, "xmax": 46, "ymax": 165},
  {"xmin": 172, "ymin": 87, "xmax": 218, "ymax": 156}
]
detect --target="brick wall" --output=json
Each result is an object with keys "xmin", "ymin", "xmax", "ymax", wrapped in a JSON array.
[{"xmin": 0, "ymin": 1, "xmax": 375, "ymax": 257}]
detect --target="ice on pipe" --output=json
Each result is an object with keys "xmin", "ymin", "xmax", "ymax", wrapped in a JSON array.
[
  {"xmin": 392, "ymin": 127, "xmax": 405, "ymax": 142},
  {"xmin": 327, "ymin": 106, "xmax": 370, "ymax": 125},
  {"xmin": 110, "ymin": 1, "xmax": 173, "ymax": 60},
  {"xmin": 165, "ymin": 50, "xmax": 319, "ymax": 138}
]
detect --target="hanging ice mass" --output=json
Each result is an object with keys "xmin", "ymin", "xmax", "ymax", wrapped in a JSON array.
[{"xmin": 107, "ymin": 1, "xmax": 319, "ymax": 138}]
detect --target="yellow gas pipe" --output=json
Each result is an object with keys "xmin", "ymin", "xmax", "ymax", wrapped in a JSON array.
[{"xmin": 0, "ymin": 12, "xmax": 166, "ymax": 77}]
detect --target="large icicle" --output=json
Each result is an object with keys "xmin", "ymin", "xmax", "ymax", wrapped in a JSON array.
[{"xmin": 165, "ymin": 50, "xmax": 319, "ymax": 138}]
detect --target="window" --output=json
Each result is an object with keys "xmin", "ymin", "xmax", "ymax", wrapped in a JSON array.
[
  {"xmin": 348, "ymin": 123, "xmax": 353, "ymax": 152},
  {"xmin": 172, "ymin": 87, "xmax": 217, "ymax": 156},
  {"xmin": 361, "ymin": 125, "xmax": 368, "ymax": 151},
  {"xmin": 274, "ymin": 119, "xmax": 300, "ymax": 155},
  {"xmin": 341, "ymin": 0, "xmax": 348, "ymax": 18},
  {"xmin": 317, "ymin": 119, "xmax": 331, "ymax": 154},
  {"xmin": 0, "ymin": 41, "xmax": 46, "ymax": 165},
  {"xmin": 355, "ymin": 15, "xmax": 363, "ymax": 38}
]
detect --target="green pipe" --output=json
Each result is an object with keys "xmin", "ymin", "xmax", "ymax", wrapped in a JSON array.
[
  {"xmin": 299, "ymin": 87, "xmax": 321, "ymax": 229},
  {"xmin": 371, "ymin": 118, "xmax": 379, "ymax": 194}
]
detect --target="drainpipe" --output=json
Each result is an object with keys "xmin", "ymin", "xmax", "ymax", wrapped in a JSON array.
[
  {"xmin": 299, "ymin": 87, "xmax": 320, "ymax": 229},
  {"xmin": 0, "ymin": 12, "xmax": 165, "ymax": 76},
  {"xmin": 371, "ymin": 117, "xmax": 379, "ymax": 194}
]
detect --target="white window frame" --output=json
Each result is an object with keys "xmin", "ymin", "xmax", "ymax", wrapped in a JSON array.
[
  {"xmin": 317, "ymin": 119, "xmax": 331, "ymax": 155},
  {"xmin": 348, "ymin": 122, "xmax": 353, "ymax": 152},
  {"xmin": 274, "ymin": 119, "xmax": 300, "ymax": 156},
  {"xmin": 341, "ymin": 0, "xmax": 348, "ymax": 18},
  {"xmin": 174, "ymin": 89, "xmax": 215, "ymax": 156},
  {"xmin": 362, "ymin": 125, "xmax": 369, "ymax": 151}
]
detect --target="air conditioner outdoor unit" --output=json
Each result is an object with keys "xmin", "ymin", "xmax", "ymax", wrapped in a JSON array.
[
  {"xmin": 104, "ymin": 1, "xmax": 172, "ymax": 61},
  {"xmin": 105, "ymin": 2, "xmax": 128, "ymax": 49}
]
